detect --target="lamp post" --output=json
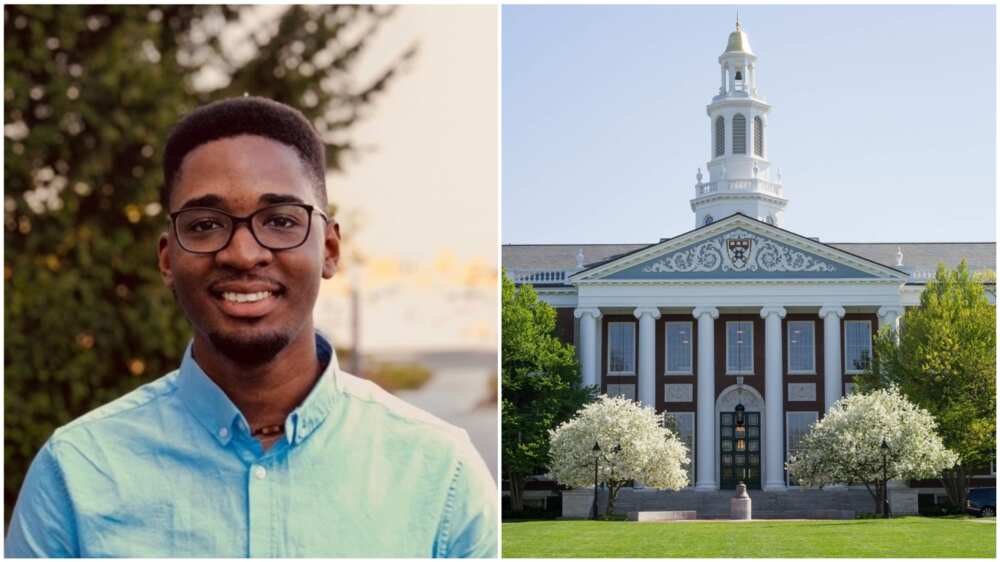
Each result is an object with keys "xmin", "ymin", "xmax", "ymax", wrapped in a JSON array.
[
  {"xmin": 880, "ymin": 438, "xmax": 890, "ymax": 519},
  {"xmin": 591, "ymin": 441, "xmax": 601, "ymax": 520}
]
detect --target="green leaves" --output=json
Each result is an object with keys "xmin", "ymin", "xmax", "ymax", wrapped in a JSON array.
[
  {"xmin": 860, "ymin": 261, "xmax": 995, "ymax": 469},
  {"xmin": 501, "ymin": 273, "xmax": 593, "ymax": 510}
]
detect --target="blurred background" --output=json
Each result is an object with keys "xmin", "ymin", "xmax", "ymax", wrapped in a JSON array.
[{"xmin": 4, "ymin": 5, "xmax": 498, "ymax": 524}]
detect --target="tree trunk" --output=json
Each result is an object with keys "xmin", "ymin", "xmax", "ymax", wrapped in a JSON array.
[
  {"xmin": 941, "ymin": 465, "xmax": 968, "ymax": 512},
  {"xmin": 605, "ymin": 483, "xmax": 623, "ymax": 517},
  {"xmin": 508, "ymin": 471, "xmax": 525, "ymax": 513},
  {"xmin": 863, "ymin": 481, "xmax": 881, "ymax": 515}
]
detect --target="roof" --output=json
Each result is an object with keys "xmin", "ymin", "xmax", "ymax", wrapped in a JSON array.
[
  {"xmin": 826, "ymin": 242, "xmax": 995, "ymax": 279},
  {"xmin": 503, "ymin": 241, "xmax": 996, "ymax": 285},
  {"xmin": 725, "ymin": 28, "xmax": 753, "ymax": 55}
]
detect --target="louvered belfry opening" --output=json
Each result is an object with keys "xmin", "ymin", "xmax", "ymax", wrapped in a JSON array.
[
  {"xmin": 714, "ymin": 116, "xmax": 725, "ymax": 157},
  {"xmin": 732, "ymin": 114, "xmax": 747, "ymax": 154},
  {"xmin": 754, "ymin": 116, "xmax": 763, "ymax": 156}
]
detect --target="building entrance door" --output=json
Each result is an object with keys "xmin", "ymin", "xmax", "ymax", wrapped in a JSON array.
[{"xmin": 720, "ymin": 408, "xmax": 761, "ymax": 490}]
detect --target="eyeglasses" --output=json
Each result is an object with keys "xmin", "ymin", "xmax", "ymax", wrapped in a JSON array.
[{"xmin": 169, "ymin": 203, "xmax": 329, "ymax": 254}]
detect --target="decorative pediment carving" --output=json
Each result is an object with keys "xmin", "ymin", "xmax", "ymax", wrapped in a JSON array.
[{"xmin": 642, "ymin": 229, "xmax": 837, "ymax": 274}]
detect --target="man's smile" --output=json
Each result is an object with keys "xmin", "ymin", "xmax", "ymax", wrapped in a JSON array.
[
  {"xmin": 222, "ymin": 291, "xmax": 272, "ymax": 303},
  {"xmin": 209, "ymin": 281, "xmax": 287, "ymax": 319}
]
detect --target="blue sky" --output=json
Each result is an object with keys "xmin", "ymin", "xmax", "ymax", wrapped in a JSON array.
[{"xmin": 502, "ymin": 5, "xmax": 996, "ymax": 244}]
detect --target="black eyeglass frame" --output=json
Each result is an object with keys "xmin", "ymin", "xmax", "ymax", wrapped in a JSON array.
[{"xmin": 168, "ymin": 203, "xmax": 330, "ymax": 255}]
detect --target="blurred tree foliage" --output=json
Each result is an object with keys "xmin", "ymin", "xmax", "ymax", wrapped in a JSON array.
[
  {"xmin": 367, "ymin": 362, "xmax": 433, "ymax": 393},
  {"xmin": 4, "ymin": 5, "xmax": 415, "ymax": 522}
]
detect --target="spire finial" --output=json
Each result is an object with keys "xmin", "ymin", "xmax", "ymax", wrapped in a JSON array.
[{"xmin": 736, "ymin": 10, "xmax": 741, "ymax": 31}]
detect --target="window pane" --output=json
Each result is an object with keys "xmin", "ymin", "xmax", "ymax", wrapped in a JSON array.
[
  {"xmin": 788, "ymin": 321, "xmax": 815, "ymax": 372},
  {"xmin": 666, "ymin": 322, "xmax": 693, "ymax": 373},
  {"xmin": 607, "ymin": 383, "xmax": 636, "ymax": 401},
  {"xmin": 845, "ymin": 321, "xmax": 872, "ymax": 372},
  {"xmin": 664, "ymin": 412, "xmax": 695, "ymax": 486},
  {"xmin": 787, "ymin": 412, "xmax": 819, "ymax": 485},
  {"xmin": 609, "ymin": 322, "xmax": 635, "ymax": 373},
  {"xmin": 727, "ymin": 321, "xmax": 753, "ymax": 372}
]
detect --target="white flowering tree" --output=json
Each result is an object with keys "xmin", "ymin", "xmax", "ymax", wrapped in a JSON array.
[
  {"xmin": 548, "ymin": 395, "xmax": 689, "ymax": 516},
  {"xmin": 787, "ymin": 387, "xmax": 958, "ymax": 515}
]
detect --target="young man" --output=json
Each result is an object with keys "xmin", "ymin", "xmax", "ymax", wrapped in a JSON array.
[{"xmin": 6, "ymin": 97, "xmax": 498, "ymax": 557}]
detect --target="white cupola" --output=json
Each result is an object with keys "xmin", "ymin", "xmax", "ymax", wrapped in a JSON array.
[{"xmin": 691, "ymin": 16, "xmax": 788, "ymax": 229}]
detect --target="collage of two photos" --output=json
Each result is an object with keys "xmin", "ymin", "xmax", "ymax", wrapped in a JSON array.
[{"xmin": 3, "ymin": 3, "xmax": 997, "ymax": 559}]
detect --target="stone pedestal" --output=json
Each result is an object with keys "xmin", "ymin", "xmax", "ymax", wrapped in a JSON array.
[
  {"xmin": 628, "ymin": 510, "xmax": 698, "ymax": 522},
  {"xmin": 730, "ymin": 483, "xmax": 752, "ymax": 520}
]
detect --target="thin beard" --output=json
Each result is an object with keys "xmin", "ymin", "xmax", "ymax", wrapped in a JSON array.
[{"xmin": 207, "ymin": 331, "xmax": 291, "ymax": 368}]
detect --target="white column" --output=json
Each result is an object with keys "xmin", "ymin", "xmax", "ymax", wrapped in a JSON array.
[
  {"xmin": 878, "ymin": 305, "xmax": 905, "ymax": 343},
  {"xmin": 574, "ymin": 308, "xmax": 602, "ymax": 390},
  {"xmin": 720, "ymin": 64, "xmax": 727, "ymax": 94},
  {"xmin": 819, "ymin": 305, "xmax": 846, "ymax": 413},
  {"xmin": 693, "ymin": 306, "xmax": 719, "ymax": 491},
  {"xmin": 634, "ymin": 307, "xmax": 661, "ymax": 409},
  {"xmin": 760, "ymin": 305, "xmax": 787, "ymax": 491}
]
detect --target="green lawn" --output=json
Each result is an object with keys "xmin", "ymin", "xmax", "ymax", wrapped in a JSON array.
[{"xmin": 502, "ymin": 516, "xmax": 996, "ymax": 558}]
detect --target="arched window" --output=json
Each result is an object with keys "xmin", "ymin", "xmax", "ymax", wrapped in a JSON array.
[
  {"xmin": 754, "ymin": 116, "xmax": 763, "ymax": 156},
  {"xmin": 732, "ymin": 114, "xmax": 746, "ymax": 154},
  {"xmin": 704, "ymin": 215, "xmax": 714, "ymax": 226},
  {"xmin": 714, "ymin": 116, "xmax": 725, "ymax": 157}
]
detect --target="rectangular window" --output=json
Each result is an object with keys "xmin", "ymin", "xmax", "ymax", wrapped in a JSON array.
[
  {"xmin": 726, "ymin": 321, "xmax": 754, "ymax": 374},
  {"xmin": 786, "ymin": 411, "xmax": 818, "ymax": 486},
  {"xmin": 844, "ymin": 320, "xmax": 873, "ymax": 373},
  {"xmin": 665, "ymin": 321, "xmax": 693, "ymax": 374},
  {"xmin": 606, "ymin": 383, "xmax": 636, "ymax": 401},
  {"xmin": 787, "ymin": 321, "xmax": 815, "ymax": 373},
  {"xmin": 664, "ymin": 412, "xmax": 695, "ymax": 487},
  {"xmin": 607, "ymin": 322, "xmax": 635, "ymax": 374}
]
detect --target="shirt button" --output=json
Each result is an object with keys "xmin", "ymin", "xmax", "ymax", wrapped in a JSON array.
[
  {"xmin": 253, "ymin": 465, "xmax": 267, "ymax": 480},
  {"xmin": 218, "ymin": 427, "xmax": 229, "ymax": 439}
]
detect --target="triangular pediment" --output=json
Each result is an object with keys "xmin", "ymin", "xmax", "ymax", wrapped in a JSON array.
[{"xmin": 570, "ymin": 214, "xmax": 907, "ymax": 283}]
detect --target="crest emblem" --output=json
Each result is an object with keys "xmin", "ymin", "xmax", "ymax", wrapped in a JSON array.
[{"xmin": 726, "ymin": 239, "xmax": 752, "ymax": 269}]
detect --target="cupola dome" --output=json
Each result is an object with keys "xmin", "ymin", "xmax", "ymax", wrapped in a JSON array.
[{"xmin": 725, "ymin": 23, "xmax": 753, "ymax": 54}]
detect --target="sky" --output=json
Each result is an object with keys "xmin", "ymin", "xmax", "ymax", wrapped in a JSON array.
[
  {"xmin": 319, "ymin": 5, "xmax": 498, "ymax": 353},
  {"xmin": 329, "ymin": 6, "xmax": 498, "ymax": 264},
  {"xmin": 219, "ymin": 6, "xmax": 498, "ymax": 353},
  {"xmin": 502, "ymin": 5, "xmax": 996, "ymax": 245}
]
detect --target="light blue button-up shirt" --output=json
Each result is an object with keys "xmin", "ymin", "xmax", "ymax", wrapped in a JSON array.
[{"xmin": 6, "ymin": 335, "xmax": 497, "ymax": 557}]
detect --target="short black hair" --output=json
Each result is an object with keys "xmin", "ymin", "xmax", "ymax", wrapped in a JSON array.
[{"xmin": 162, "ymin": 96, "xmax": 327, "ymax": 210}]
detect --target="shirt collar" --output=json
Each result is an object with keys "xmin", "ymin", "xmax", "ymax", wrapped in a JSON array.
[{"xmin": 176, "ymin": 332, "xmax": 340, "ymax": 447}]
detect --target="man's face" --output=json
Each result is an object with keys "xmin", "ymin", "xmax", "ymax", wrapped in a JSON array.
[{"xmin": 158, "ymin": 134, "xmax": 339, "ymax": 366}]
